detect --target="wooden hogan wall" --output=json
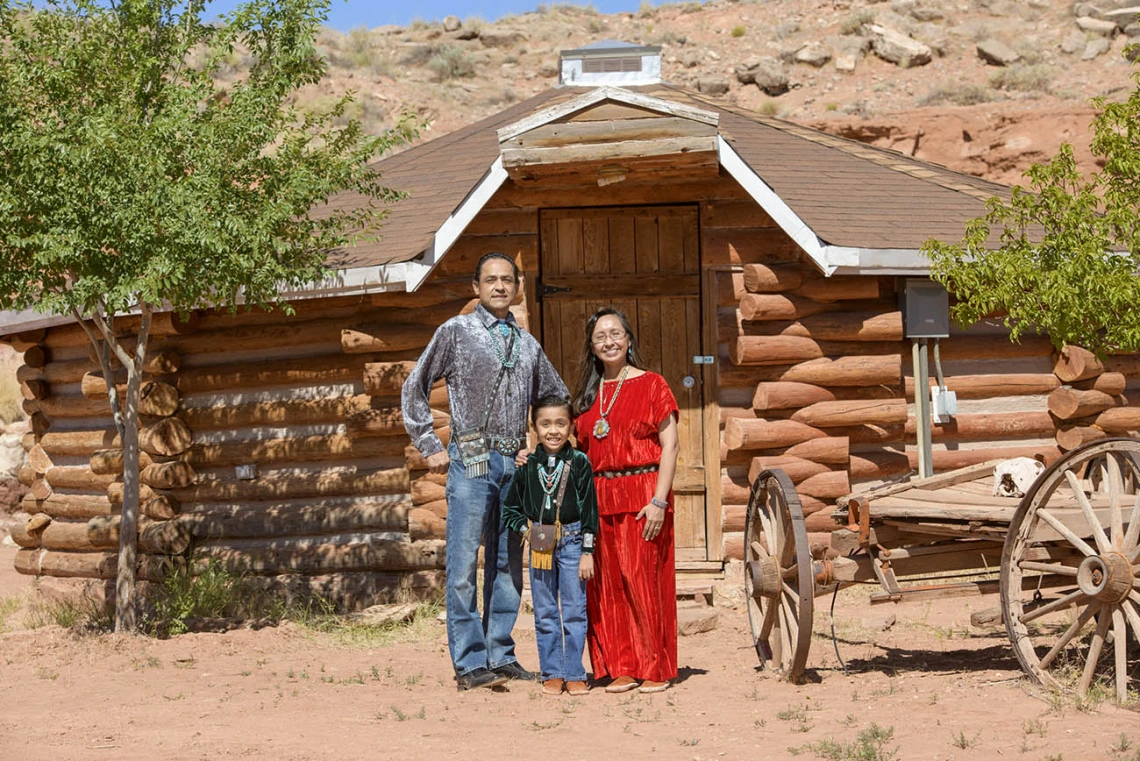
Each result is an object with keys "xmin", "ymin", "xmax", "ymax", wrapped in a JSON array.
[{"xmin": 10, "ymin": 172, "xmax": 1140, "ymax": 597}]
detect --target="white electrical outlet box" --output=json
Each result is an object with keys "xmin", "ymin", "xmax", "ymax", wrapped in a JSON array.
[{"xmin": 931, "ymin": 386, "xmax": 958, "ymax": 424}]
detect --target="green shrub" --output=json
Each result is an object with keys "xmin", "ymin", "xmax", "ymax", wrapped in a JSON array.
[
  {"xmin": 151, "ymin": 560, "xmax": 259, "ymax": 636},
  {"xmin": 840, "ymin": 9, "xmax": 875, "ymax": 35},
  {"xmin": 427, "ymin": 45, "xmax": 477, "ymax": 81},
  {"xmin": 918, "ymin": 83, "xmax": 995, "ymax": 107},
  {"xmin": 732, "ymin": 25, "xmax": 746, "ymax": 38},
  {"xmin": 989, "ymin": 63, "xmax": 1054, "ymax": 93}
]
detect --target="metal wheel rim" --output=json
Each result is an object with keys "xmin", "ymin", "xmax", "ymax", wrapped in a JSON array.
[
  {"xmin": 744, "ymin": 468, "xmax": 814, "ymax": 683},
  {"xmin": 1002, "ymin": 437, "xmax": 1140, "ymax": 702}
]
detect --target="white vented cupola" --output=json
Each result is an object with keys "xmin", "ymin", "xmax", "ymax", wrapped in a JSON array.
[{"xmin": 559, "ymin": 40, "xmax": 662, "ymax": 86}]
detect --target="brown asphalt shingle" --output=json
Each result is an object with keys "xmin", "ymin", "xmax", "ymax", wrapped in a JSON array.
[{"xmin": 334, "ymin": 82, "xmax": 1012, "ymax": 270}]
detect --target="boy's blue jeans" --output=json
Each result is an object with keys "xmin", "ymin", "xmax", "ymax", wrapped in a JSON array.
[
  {"xmin": 444, "ymin": 443, "xmax": 524, "ymax": 676},
  {"xmin": 529, "ymin": 521, "xmax": 588, "ymax": 682}
]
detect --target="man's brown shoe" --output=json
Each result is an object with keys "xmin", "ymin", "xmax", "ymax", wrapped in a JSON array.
[
  {"xmin": 566, "ymin": 681, "xmax": 589, "ymax": 696},
  {"xmin": 638, "ymin": 680, "xmax": 669, "ymax": 694},
  {"xmin": 604, "ymin": 676, "xmax": 639, "ymax": 693},
  {"xmin": 542, "ymin": 678, "xmax": 564, "ymax": 695}
]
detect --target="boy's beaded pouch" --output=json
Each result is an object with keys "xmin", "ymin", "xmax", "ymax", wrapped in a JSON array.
[{"xmin": 529, "ymin": 461, "xmax": 570, "ymax": 570}]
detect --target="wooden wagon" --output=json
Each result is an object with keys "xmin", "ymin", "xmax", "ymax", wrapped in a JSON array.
[{"xmin": 744, "ymin": 437, "xmax": 1140, "ymax": 702}]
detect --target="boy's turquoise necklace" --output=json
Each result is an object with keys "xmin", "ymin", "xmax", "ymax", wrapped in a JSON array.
[{"xmin": 538, "ymin": 456, "xmax": 565, "ymax": 520}]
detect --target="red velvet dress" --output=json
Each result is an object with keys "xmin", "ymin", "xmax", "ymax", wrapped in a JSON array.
[{"xmin": 576, "ymin": 371, "xmax": 678, "ymax": 683}]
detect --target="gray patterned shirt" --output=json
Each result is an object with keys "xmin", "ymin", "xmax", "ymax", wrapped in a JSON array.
[{"xmin": 402, "ymin": 303, "xmax": 568, "ymax": 458}]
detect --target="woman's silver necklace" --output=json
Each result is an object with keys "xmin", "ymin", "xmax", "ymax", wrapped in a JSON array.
[{"xmin": 593, "ymin": 365, "xmax": 629, "ymax": 440}]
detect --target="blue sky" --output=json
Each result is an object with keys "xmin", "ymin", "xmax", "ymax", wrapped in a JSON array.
[{"xmin": 203, "ymin": 0, "xmax": 678, "ymax": 30}]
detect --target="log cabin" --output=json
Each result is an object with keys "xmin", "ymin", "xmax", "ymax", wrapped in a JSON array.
[{"xmin": 4, "ymin": 41, "xmax": 1135, "ymax": 608}]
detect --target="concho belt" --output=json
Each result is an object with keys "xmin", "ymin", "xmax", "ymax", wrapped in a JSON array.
[
  {"xmin": 595, "ymin": 464, "xmax": 659, "ymax": 479},
  {"xmin": 487, "ymin": 436, "xmax": 523, "ymax": 456}
]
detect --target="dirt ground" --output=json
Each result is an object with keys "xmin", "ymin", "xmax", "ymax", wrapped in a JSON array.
[{"xmin": 0, "ymin": 542, "xmax": 1136, "ymax": 761}]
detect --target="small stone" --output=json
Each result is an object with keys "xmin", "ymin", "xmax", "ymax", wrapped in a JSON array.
[
  {"xmin": 862, "ymin": 612, "xmax": 897, "ymax": 632},
  {"xmin": 350, "ymin": 602, "xmax": 419, "ymax": 626},
  {"xmin": 976, "ymin": 39, "xmax": 1021, "ymax": 66},
  {"xmin": 538, "ymin": 62, "xmax": 559, "ymax": 78},
  {"xmin": 697, "ymin": 76, "xmax": 730, "ymax": 95},
  {"xmin": 1076, "ymin": 15, "xmax": 1119, "ymax": 36},
  {"xmin": 677, "ymin": 606, "xmax": 719, "ymax": 636},
  {"xmin": 795, "ymin": 42, "xmax": 832, "ymax": 67},
  {"xmin": 478, "ymin": 27, "xmax": 527, "ymax": 48},
  {"xmin": 1125, "ymin": 21, "xmax": 1140, "ymax": 37},
  {"xmin": 910, "ymin": 6, "xmax": 944, "ymax": 22},
  {"xmin": 680, "ymin": 49, "xmax": 702, "ymax": 68},
  {"xmin": 454, "ymin": 28, "xmax": 479, "ymax": 40},
  {"xmin": 834, "ymin": 52, "xmax": 858, "ymax": 72},
  {"xmin": 1082, "ymin": 36, "xmax": 1112, "ymax": 59},
  {"xmin": 1060, "ymin": 30, "xmax": 1087, "ymax": 54},
  {"xmin": 734, "ymin": 56, "xmax": 790, "ymax": 95},
  {"xmin": 442, "ymin": 15, "xmax": 461, "ymax": 32}
]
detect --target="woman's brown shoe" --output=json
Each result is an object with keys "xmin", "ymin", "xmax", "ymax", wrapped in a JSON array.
[
  {"xmin": 542, "ymin": 678, "xmax": 564, "ymax": 695},
  {"xmin": 604, "ymin": 676, "xmax": 639, "ymax": 693},
  {"xmin": 638, "ymin": 680, "xmax": 669, "ymax": 694},
  {"xmin": 566, "ymin": 681, "xmax": 589, "ymax": 696}
]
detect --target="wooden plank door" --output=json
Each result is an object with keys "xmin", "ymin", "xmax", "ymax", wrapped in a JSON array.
[{"xmin": 538, "ymin": 206, "xmax": 712, "ymax": 564}]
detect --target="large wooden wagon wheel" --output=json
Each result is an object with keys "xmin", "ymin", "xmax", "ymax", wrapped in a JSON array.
[
  {"xmin": 1003, "ymin": 438, "xmax": 1140, "ymax": 703},
  {"xmin": 744, "ymin": 469, "xmax": 814, "ymax": 682}
]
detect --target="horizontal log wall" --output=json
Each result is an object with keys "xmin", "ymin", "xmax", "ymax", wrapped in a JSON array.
[
  {"xmin": 711, "ymin": 243, "xmax": 1140, "ymax": 561},
  {"xmin": 6, "ymin": 220, "xmax": 542, "ymax": 608}
]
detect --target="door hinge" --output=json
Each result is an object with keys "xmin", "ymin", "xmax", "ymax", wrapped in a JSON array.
[{"xmin": 536, "ymin": 280, "xmax": 572, "ymax": 299}]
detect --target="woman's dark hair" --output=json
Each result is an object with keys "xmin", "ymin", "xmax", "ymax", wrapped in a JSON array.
[
  {"xmin": 473, "ymin": 251, "xmax": 519, "ymax": 282},
  {"xmin": 532, "ymin": 395, "xmax": 573, "ymax": 425},
  {"xmin": 571, "ymin": 307, "xmax": 646, "ymax": 416}
]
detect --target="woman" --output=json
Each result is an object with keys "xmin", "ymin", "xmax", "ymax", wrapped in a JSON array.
[{"xmin": 572, "ymin": 307, "xmax": 680, "ymax": 694}]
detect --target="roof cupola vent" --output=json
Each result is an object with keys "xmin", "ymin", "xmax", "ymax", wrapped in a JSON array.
[{"xmin": 559, "ymin": 40, "xmax": 662, "ymax": 86}]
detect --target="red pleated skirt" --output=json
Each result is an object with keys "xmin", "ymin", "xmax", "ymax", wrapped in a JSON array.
[{"xmin": 586, "ymin": 511, "xmax": 678, "ymax": 682}]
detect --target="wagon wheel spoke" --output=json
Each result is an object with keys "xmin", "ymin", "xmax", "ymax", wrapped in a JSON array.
[
  {"xmin": 758, "ymin": 590, "xmax": 778, "ymax": 645},
  {"xmin": 1064, "ymin": 470, "xmax": 1112, "ymax": 554},
  {"xmin": 1106, "ymin": 454, "xmax": 1124, "ymax": 548},
  {"xmin": 779, "ymin": 590, "xmax": 799, "ymax": 652},
  {"xmin": 774, "ymin": 598, "xmax": 790, "ymax": 670},
  {"xmin": 1077, "ymin": 607, "xmax": 1112, "ymax": 695},
  {"xmin": 1112, "ymin": 608, "xmax": 1128, "ymax": 703},
  {"xmin": 1019, "ymin": 589, "xmax": 1091, "ymax": 625},
  {"xmin": 1123, "ymin": 493, "xmax": 1140, "ymax": 555},
  {"xmin": 751, "ymin": 540, "xmax": 770, "ymax": 560},
  {"xmin": 1036, "ymin": 508, "xmax": 1098, "ymax": 557},
  {"xmin": 1123, "ymin": 600, "xmax": 1140, "ymax": 649},
  {"xmin": 1038, "ymin": 601, "xmax": 1100, "ymax": 670},
  {"xmin": 1018, "ymin": 561, "xmax": 1079, "ymax": 577}
]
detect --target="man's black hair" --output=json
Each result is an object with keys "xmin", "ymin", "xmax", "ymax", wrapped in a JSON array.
[
  {"xmin": 474, "ymin": 251, "xmax": 520, "ymax": 282},
  {"xmin": 531, "ymin": 394, "xmax": 573, "ymax": 425}
]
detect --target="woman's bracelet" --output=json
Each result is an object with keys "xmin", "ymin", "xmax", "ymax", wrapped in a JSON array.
[{"xmin": 650, "ymin": 497, "xmax": 668, "ymax": 509}]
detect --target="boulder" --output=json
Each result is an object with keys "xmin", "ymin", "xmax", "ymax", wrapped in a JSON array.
[
  {"xmin": 479, "ymin": 27, "xmax": 526, "ymax": 47},
  {"xmin": 976, "ymin": 39, "xmax": 1020, "ymax": 66},
  {"xmin": 349, "ymin": 602, "xmax": 419, "ymax": 626},
  {"xmin": 680, "ymin": 49, "xmax": 702, "ymax": 68},
  {"xmin": 1060, "ymin": 30, "xmax": 1087, "ymax": 53},
  {"xmin": 538, "ymin": 62, "xmax": 559, "ymax": 78},
  {"xmin": 911, "ymin": 7, "xmax": 944, "ymax": 22},
  {"xmin": 868, "ymin": 24, "xmax": 932, "ymax": 66},
  {"xmin": 795, "ymin": 42, "xmax": 832, "ymax": 67},
  {"xmin": 1076, "ymin": 15, "xmax": 1119, "ymax": 35},
  {"xmin": 1082, "ymin": 36, "xmax": 1112, "ymax": 58},
  {"xmin": 1126, "ymin": 21, "xmax": 1140, "ymax": 37},
  {"xmin": 697, "ymin": 76, "xmax": 730, "ymax": 95},
  {"xmin": 454, "ymin": 28, "xmax": 479, "ymax": 40},
  {"xmin": 442, "ymin": 15, "xmax": 461, "ymax": 32},
  {"xmin": 734, "ymin": 56, "xmax": 790, "ymax": 95}
]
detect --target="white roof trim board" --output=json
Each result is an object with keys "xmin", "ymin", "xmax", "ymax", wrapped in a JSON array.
[
  {"xmin": 496, "ymin": 86, "xmax": 719, "ymax": 144},
  {"xmin": 716, "ymin": 136, "xmax": 929, "ymax": 277}
]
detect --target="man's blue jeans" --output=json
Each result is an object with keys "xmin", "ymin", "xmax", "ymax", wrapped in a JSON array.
[
  {"xmin": 529, "ymin": 522, "xmax": 588, "ymax": 682},
  {"xmin": 444, "ymin": 442, "xmax": 524, "ymax": 676}
]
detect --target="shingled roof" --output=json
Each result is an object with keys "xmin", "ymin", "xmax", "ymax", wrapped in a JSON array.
[{"xmin": 329, "ymin": 81, "xmax": 1011, "ymax": 281}]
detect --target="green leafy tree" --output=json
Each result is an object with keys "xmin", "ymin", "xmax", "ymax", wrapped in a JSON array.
[
  {"xmin": 924, "ymin": 50, "xmax": 1140, "ymax": 359},
  {"xmin": 0, "ymin": 0, "xmax": 413, "ymax": 631}
]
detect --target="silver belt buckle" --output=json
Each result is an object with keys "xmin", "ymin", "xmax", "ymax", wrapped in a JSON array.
[{"xmin": 494, "ymin": 437, "xmax": 521, "ymax": 455}]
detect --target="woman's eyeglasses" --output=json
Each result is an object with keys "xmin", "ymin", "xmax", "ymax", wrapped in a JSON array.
[{"xmin": 591, "ymin": 330, "xmax": 628, "ymax": 346}]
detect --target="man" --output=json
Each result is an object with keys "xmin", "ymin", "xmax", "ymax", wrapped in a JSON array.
[{"xmin": 402, "ymin": 252, "xmax": 568, "ymax": 691}]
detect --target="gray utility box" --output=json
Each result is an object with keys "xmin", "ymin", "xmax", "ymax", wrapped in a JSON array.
[{"xmin": 900, "ymin": 278, "xmax": 950, "ymax": 339}]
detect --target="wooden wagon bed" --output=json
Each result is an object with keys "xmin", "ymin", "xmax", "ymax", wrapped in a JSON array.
[{"xmin": 743, "ymin": 439, "xmax": 1140, "ymax": 704}]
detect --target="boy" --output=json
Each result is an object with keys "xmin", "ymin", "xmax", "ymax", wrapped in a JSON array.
[{"xmin": 502, "ymin": 395, "xmax": 599, "ymax": 696}]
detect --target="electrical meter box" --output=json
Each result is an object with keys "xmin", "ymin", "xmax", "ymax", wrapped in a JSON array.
[{"xmin": 901, "ymin": 279, "xmax": 950, "ymax": 339}]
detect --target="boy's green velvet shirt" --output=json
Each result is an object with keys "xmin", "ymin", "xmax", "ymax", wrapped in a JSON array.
[{"xmin": 502, "ymin": 443, "xmax": 599, "ymax": 551}]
